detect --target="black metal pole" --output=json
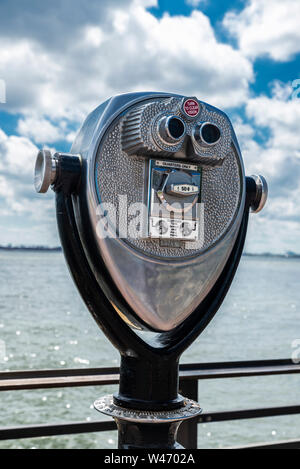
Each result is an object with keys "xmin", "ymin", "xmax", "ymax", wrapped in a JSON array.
[
  {"xmin": 116, "ymin": 420, "xmax": 183, "ymax": 450},
  {"xmin": 115, "ymin": 354, "xmax": 182, "ymax": 411}
]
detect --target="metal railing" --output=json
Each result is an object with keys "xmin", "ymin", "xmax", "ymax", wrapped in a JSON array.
[{"xmin": 0, "ymin": 359, "xmax": 300, "ymax": 449}]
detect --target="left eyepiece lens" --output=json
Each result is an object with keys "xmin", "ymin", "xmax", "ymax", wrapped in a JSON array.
[
  {"xmin": 157, "ymin": 115, "xmax": 186, "ymax": 145},
  {"xmin": 167, "ymin": 117, "xmax": 186, "ymax": 140}
]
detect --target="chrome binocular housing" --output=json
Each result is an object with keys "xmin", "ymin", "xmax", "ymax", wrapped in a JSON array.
[
  {"xmin": 34, "ymin": 91, "xmax": 268, "ymax": 421},
  {"xmin": 35, "ymin": 92, "xmax": 267, "ymax": 333}
]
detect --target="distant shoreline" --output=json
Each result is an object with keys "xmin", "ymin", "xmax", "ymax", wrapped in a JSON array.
[
  {"xmin": 0, "ymin": 246, "xmax": 62, "ymax": 252},
  {"xmin": 244, "ymin": 252, "xmax": 300, "ymax": 259},
  {"xmin": 0, "ymin": 246, "xmax": 299, "ymax": 259}
]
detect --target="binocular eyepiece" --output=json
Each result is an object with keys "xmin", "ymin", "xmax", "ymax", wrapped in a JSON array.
[
  {"xmin": 156, "ymin": 116, "xmax": 221, "ymax": 149},
  {"xmin": 193, "ymin": 122, "xmax": 221, "ymax": 147},
  {"xmin": 157, "ymin": 115, "xmax": 186, "ymax": 144},
  {"xmin": 120, "ymin": 96, "xmax": 226, "ymax": 167}
]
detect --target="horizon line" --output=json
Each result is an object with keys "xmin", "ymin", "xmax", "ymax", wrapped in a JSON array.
[{"xmin": 0, "ymin": 245, "xmax": 299, "ymax": 258}]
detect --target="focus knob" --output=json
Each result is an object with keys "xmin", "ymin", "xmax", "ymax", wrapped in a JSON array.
[
  {"xmin": 248, "ymin": 174, "xmax": 268, "ymax": 213},
  {"xmin": 34, "ymin": 150, "xmax": 82, "ymax": 194},
  {"xmin": 34, "ymin": 150, "xmax": 57, "ymax": 193}
]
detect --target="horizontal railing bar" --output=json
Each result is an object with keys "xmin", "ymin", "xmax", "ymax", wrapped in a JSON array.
[
  {"xmin": 197, "ymin": 405, "xmax": 300, "ymax": 423},
  {"xmin": 0, "ymin": 367, "xmax": 120, "ymax": 381},
  {"xmin": 1, "ymin": 404, "xmax": 300, "ymax": 441},
  {"xmin": 182, "ymin": 358, "xmax": 295, "ymax": 371},
  {"xmin": 232, "ymin": 439, "xmax": 300, "ymax": 449},
  {"xmin": 0, "ymin": 359, "xmax": 295, "ymax": 380},
  {"xmin": 0, "ymin": 420, "xmax": 117, "ymax": 441},
  {"xmin": 0, "ymin": 374, "xmax": 120, "ymax": 391},
  {"xmin": 180, "ymin": 359, "xmax": 300, "ymax": 380},
  {"xmin": 0, "ymin": 360, "xmax": 299, "ymax": 392}
]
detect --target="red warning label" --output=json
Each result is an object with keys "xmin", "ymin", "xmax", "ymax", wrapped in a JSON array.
[{"xmin": 183, "ymin": 99, "xmax": 200, "ymax": 117}]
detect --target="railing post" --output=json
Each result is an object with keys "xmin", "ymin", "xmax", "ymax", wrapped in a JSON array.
[{"xmin": 178, "ymin": 379, "xmax": 199, "ymax": 449}]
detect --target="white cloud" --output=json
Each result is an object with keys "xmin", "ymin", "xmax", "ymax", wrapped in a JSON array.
[
  {"xmin": 84, "ymin": 26, "xmax": 104, "ymax": 48},
  {"xmin": 234, "ymin": 82, "xmax": 300, "ymax": 169},
  {"xmin": 17, "ymin": 116, "xmax": 66, "ymax": 144},
  {"xmin": 246, "ymin": 216, "xmax": 300, "ymax": 254},
  {"xmin": 0, "ymin": 129, "xmax": 38, "ymax": 178},
  {"xmin": 0, "ymin": 1, "xmax": 253, "ymax": 122},
  {"xmin": 0, "ymin": 129, "xmax": 58, "ymax": 246},
  {"xmin": 224, "ymin": 0, "xmax": 300, "ymax": 61},
  {"xmin": 0, "ymin": 0, "xmax": 253, "ymax": 247},
  {"xmin": 245, "ymin": 82, "xmax": 300, "ymax": 177},
  {"xmin": 185, "ymin": 0, "xmax": 207, "ymax": 7},
  {"xmin": 0, "ymin": 1, "xmax": 298, "ymax": 253},
  {"xmin": 231, "ymin": 82, "xmax": 300, "ymax": 253}
]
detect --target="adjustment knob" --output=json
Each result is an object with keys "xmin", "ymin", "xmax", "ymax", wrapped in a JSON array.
[
  {"xmin": 34, "ymin": 150, "xmax": 57, "ymax": 194},
  {"xmin": 249, "ymin": 174, "xmax": 268, "ymax": 213},
  {"xmin": 34, "ymin": 150, "xmax": 82, "ymax": 194}
]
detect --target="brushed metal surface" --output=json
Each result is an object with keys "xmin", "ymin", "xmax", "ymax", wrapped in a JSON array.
[{"xmin": 70, "ymin": 93, "xmax": 245, "ymax": 331}]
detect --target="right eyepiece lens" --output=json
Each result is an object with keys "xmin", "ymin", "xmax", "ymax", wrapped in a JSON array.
[
  {"xmin": 195, "ymin": 123, "xmax": 221, "ymax": 146},
  {"xmin": 202, "ymin": 124, "xmax": 221, "ymax": 144}
]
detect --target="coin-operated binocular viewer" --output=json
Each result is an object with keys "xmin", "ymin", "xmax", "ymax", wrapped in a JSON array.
[{"xmin": 35, "ymin": 93, "xmax": 267, "ymax": 449}]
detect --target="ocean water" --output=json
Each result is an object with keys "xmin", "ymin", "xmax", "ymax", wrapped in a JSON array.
[{"xmin": 0, "ymin": 250, "xmax": 299, "ymax": 449}]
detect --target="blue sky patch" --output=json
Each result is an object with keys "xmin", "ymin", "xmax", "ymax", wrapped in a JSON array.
[{"xmin": 0, "ymin": 111, "xmax": 21, "ymax": 136}]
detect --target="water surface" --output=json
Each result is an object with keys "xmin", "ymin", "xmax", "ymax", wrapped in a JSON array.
[{"xmin": 0, "ymin": 251, "xmax": 299, "ymax": 449}]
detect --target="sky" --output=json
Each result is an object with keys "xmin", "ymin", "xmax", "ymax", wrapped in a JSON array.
[{"xmin": 0, "ymin": 0, "xmax": 299, "ymax": 253}]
